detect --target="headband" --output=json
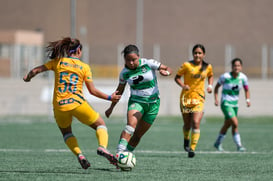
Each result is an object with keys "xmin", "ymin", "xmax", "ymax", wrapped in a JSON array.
[{"xmin": 69, "ymin": 44, "xmax": 81, "ymax": 54}]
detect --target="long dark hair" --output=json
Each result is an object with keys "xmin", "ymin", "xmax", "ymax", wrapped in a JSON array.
[
  {"xmin": 192, "ymin": 44, "xmax": 208, "ymax": 72},
  {"xmin": 46, "ymin": 37, "xmax": 82, "ymax": 59}
]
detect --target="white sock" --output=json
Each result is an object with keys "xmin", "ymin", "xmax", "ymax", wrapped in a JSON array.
[
  {"xmin": 116, "ymin": 138, "xmax": 128, "ymax": 153},
  {"xmin": 233, "ymin": 132, "xmax": 242, "ymax": 147}
]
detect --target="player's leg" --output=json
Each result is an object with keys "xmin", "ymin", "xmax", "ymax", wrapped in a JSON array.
[
  {"xmin": 60, "ymin": 126, "xmax": 91, "ymax": 169},
  {"xmin": 73, "ymin": 102, "xmax": 108, "ymax": 148},
  {"xmin": 188, "ymin": 111, "xmax": 203, "ymax": 157},
  {"xmin": 127, "ymin": 119, "xmax": 152, "ymax": 152},
  {"xmin": 182, "ymin": 113, "xmax": 191, "ymax": 152},
  {"xmin": 230, "ymin": 109, "xmax": 245, "ymax": 151},
  {"xmin": 54, "ymin": 108, "xmax": 90, "ymax": 169},
  {"xmin": 214, "ymin": 120, "xmax": 231, "ymax": 151},
  {"xmin": 116, "ymin": 101, "xmax": 142, "ymax": 153},
  {"xmin": 126, "ymin": 99, "xmax": 159, "ymax": 152},
  {"xmin": 90, "ymin": 116, "xmax": 119, "ymax": 165},
  {"xmin": 116, "ymin": 109, "xmax": 139, "ymax": 153},
  {"xmin": 73, "ymin": 102, "xmax": 117, "ymax": 165},
  {"xmin": 214, "ymin": 105, "xmax": 233, "ymax": 151},
  {"xmin": 180, "ymin": 100, "xmax": 192, "ymax": 152}
]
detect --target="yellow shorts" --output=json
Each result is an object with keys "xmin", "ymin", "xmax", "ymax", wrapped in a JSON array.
[
  {"xmin": 180, "ymin": 96, "xmax": 204, "ymax": 113},
  {"xmin": 54, "ymin": 101, "xmax": 99, "ymax": 128}
]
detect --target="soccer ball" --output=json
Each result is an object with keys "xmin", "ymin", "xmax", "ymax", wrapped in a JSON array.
[{"xmin": 116, "ymin": 151, "xmax": 136, "ymax": 171}]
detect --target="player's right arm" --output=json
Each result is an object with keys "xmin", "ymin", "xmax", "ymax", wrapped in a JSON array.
[
  {"xmin": 174, "ymin": 74, "xmax": 190, "ymax": 90},
  {"xmin": 174, "ymin": 63, "xmax": 190, "ymax": 90},
  {"xmin": 23, "ymin": 65, "xmax": 48, "ymax": 82},
  {"xmin": 214, "ymin": 82, "xmax": 221, "ymax": 106},
  {"xmin": 105, "ymin": 83, "xmax": 126, "ymax": 118}
]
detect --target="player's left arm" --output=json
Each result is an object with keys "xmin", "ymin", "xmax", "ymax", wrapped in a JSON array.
[
  {"xmin": 207, "ymin": 75, "xmax": 214, "ymax": 93},
  {"xmin": 159, "ymin": 64, "xmax": 172, "ymax": 76},
  {"xmin": 243, "ymin": 75, "xmax": 251, "ymax": 107},
  {"xmin": 85, "ymin": 81, "xmax": 120, "ymax": 102},
  {"xmin": 23, "ymin": 65, "xmax": 48, "ymax": 82},
  {"xmin": 206, "ymin": 65, "xmax": 214, "ymax": 93},
  {"xmin": 244, "ymin": 85, "xmax": 251, "ymax": 107}
]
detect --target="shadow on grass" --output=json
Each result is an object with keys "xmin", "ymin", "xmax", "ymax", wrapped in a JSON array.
[{"xmin": 0, "ymin": 167, "xmax": 119, "ymax": 175}]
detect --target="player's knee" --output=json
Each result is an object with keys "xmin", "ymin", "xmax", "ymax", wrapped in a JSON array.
[
  {"xmin": 192, "ymin": 129, "xmax": 200, "ymax": 133},
  {"xmin": 124, "ymin": 125, "xmax": 135, "ymax": 135},
  {"xmin": 63, "ymin": 132, "xmax": 74, "ymax": 142},
  {"xmin": 96, "ymin": 125, "xmax": 108, "ymax": 131}
]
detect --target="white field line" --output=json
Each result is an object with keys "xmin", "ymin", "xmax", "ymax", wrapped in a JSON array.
[{"xmin": 0, "ymin": 148, "xmax": 270, "ymax": 155}]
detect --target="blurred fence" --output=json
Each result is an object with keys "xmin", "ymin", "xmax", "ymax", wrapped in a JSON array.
[
  {"xmin": 90, "ymin": 43, "xmax": 273, "ymax": 79},
  {"xmin": 1, "ymin": 43, "xmax": 273, "ymax": 79},
  {"xmin": 0, "ymin": 77, "xmax": 272, "ymax": 118}
]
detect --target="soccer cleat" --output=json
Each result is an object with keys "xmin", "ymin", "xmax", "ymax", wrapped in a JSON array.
[
  {"xmin": 97, "ymin": 146, "xmax": 118, "ymax": 167},
  {"xmin": 188, "ymin": 149, "xmax": 195, "ymax": 158},
  {"xmin": 237, "ymin": 146, "xmax": 246, "ymax": 152},
  {"xmin": 184, "ymin": 139, "xmax": 190, "ymax": 152},
  {"xmin": 77, "ymin": 154, "xmax": 91, "ymax": 169},
  {"xmin": 214, "ymin": 143, "xmax": 224, "ymax": 152}
]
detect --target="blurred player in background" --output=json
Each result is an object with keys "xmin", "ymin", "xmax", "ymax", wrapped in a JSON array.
[
  {"xmin": 213, "ymin": 58, "xmax": 250, "ymax": 152},
  {"xmin": 23, "ymin": 37, "xmax": 120, "ymax": 169},
  {"xmin": 174, "ymin": 44, "xmax": 214, "ymax": 158},
  {"xmin": 105, "ymin": 44, "xmax": 172, "ymax": 155}
]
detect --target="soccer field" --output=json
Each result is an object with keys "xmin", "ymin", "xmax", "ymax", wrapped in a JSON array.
[{"xmin": 0, "ymin": 115, "xmax": 272, "ymax": 181}]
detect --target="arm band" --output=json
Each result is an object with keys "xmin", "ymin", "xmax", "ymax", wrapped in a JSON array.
[
  {"xmin": 208, "ymin": 84, "xmax": 213, "ymax": 89},
  {"xmin": 243, "ymin": 85, "xmax": 249, "ymax": 91},
  {"xmin": 107, "ymin": 95, "xmax": 112, "ymax": 100}
]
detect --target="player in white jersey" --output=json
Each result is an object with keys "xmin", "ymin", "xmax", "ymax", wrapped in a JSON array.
[
  {"xmin": 105, "ymin": 44, "xmax": 172, "ymax": 154},
  {"xmin": 213, "ymin": 58, "xmax": 251, "ymax": 152}
]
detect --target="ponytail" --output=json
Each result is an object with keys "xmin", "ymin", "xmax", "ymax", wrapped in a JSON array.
[
  {"xmin": 46, "ymin": 37, "xmax": 82, "ymax": 59},
  {"xmin": 200, "ymin": 61, "xmax": 208, "ymax": 72}
]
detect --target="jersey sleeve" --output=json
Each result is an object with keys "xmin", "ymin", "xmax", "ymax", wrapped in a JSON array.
[
  {"xmin": 44, "ymin": 59, "xmax": 56, "ymax": 70},
  {"xmin": 83, "ymin": 64, "xmax": 93, "ymax": 82},
  {"xmin": 217, "ymin": 74, "xmax": 226, "ymax": 85},
  {"xmin": 145, "ymin": 59, "xmax": 161, "ymax": 70},
  {"xmin": 119, "ymin": 69, "xmax": 127, "ymax": 84},
  {"xmin": 176, "ymin": 62, "xmax": 187, "ymax": 76},
  {"xmin": 207, "ymin": 64, "xmax": 214, "ymax": 77},
  {"xmin": 242, "ymin": 73, "xmax": 249, "ymax": 86}
]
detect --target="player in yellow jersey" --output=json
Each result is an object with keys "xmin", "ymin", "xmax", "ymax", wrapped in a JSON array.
[
  {"xmin": 23, "ymin": 37, "xmax": 121, "ymax": 169},
  {"xmin": 175, "ymin": 44, "xmax": 214, "ymax": 158}
]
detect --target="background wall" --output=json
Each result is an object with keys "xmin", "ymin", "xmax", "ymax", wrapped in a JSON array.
[
  {"xmin": 1, "ymin": 78, "xmax": 272, "ymax": 117},
  {"xmin": 0, "ymin": 0, "xmax": 273, "ymax": 78},
  {"xmin": 0, "ymin": 0, "xmax": 272, "ymax": 117}
]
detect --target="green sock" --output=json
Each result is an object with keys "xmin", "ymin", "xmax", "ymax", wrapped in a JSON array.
[{"xmin": 127, "ymin": 144, "xmax": 135, "ymax": 152}]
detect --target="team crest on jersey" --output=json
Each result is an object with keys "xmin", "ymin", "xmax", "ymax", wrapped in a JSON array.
[
  {"xmin": 141, "ymin": 67, "xmax": 148, "ymax": 73},
  {"xmin": 228, "ymin": 112, "xmax": 232, "ymax": 116},
  {"xmin": 124, "ymin": 73, "xmax": 130, "ymax": 80}
]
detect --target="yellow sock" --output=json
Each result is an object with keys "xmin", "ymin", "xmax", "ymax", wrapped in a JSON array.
[
  {"xmin": 190, "ymin": 129, "xmax": 200, "ymax": 151},
  {"xmin": 183, "ymin": 128, "xmax": 190, "ymax": 140},
  {"xmin": 64, "ymin": 133, "xmax": 81, "ymax": 156},
  {"xmin": 96, "ymin": 125, "xmax": 108, "ymax": 148}
]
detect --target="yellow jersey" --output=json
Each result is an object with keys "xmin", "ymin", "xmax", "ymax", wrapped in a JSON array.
[
  {"xmin": 44, "ymin": 57, "xmax": 92, "ymax": 111},
  {"xmin": 176, "ymin": 60, "xmax": 213, "ymax": 106}
]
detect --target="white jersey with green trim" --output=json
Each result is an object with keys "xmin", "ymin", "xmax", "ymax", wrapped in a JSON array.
[
  {"xmin": 218, "ymin": 72, "xmax": 248, "ymax": 107},
  {"xmin": 119, "ymin": 58, "xmax": 161, "ymax": 103}
]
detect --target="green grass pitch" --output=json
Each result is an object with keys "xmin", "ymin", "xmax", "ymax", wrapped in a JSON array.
[{"xmin": 0, "ymin": 115, "xmax": 272, "ymax": 181}]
